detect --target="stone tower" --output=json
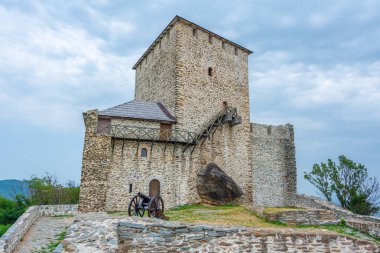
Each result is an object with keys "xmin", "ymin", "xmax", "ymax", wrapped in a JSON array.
[{"xmin": 133, "ymin": 16, "xmax": 253, "ymax": 203}]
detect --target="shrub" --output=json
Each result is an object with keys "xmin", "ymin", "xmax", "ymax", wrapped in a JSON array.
[{"xmin": 304, "ymin": 155, "xmax": 379, "ymax": 215}]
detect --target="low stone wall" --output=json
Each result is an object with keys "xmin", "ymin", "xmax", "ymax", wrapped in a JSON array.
[
  {"xmin": 56, "ymin": 213, "xmax": 380, "ymax": 252},
  {"xmin": 292, "ymin": 194, "xmax": 380, "ymax": 223},
  {"xmin": 265, "ymin": 194, "xmax": 380, "ymax": 238},
  {"xmin": 347, "ymin": 220, "xmax": 380, "ymax": 238},
  {"xmin": 0, "ymin": 205, "xmax": 77, "ymax": 253},
  {"xmin": 264, "ymin": 208, "xmax": 341, "ymax": 226},
  {"xmin": 118, "ymin": 219, "xmax": 241, "ymax": 252}
]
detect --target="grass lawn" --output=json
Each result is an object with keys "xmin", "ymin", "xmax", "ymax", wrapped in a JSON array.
[
  {"xmin": 165, "ymin": 204, "xmax": 285, "ymax": 228},
  {"xmin": 109, "ymin": 204, "xmax": 284, "ymax": 227},
  {"xmin": 263, "ymin": 206, "xmax": 304, "ymax": 213}
]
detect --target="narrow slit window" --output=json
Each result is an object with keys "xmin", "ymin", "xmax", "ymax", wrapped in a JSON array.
[
  {"xmin": 141, "ymin": 148, "xmax": 147, "ymax": 157},
  {"xmin": 129, "ymin": 184, "xmax": 133, "ymax": 193},
  {"xmin": 267, "ymin": 126, "xmax": 272, "ymax": 135},
  {"xmin": 192, "ymin": 28, "xmax": 197, "ymax": 37},
  {"xmin": 208, "ymin": 67, "xmax": 213, "ymax": 77},
  {"xmin": 222, "ymin": 42, "xmax": 226, "ymax": 49},
  {"xmin": 209, "ymin": 34, "xmax": 213, "ymax": 44},
  {"xmin": 234, "ymin": 47, "xmax": 238, "ymax": 56}
]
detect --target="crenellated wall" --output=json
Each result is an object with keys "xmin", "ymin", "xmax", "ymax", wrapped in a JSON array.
[{"xmin": 251, "ymin": 123, "xmax": 297, "ymax": 207}]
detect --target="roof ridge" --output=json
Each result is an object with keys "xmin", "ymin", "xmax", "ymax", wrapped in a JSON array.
[
  {"xmin": 98, "ymin": 100, "xmax": 176, "ymax": 123},
  {"xmin": 132, "ymin": 15, "xmax": 252, "ymax": 70}
]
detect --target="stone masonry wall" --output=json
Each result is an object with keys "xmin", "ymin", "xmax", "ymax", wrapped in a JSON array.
[
  {"xmin": 119, "ymin": 221, "xmax": 379, "ymax": 253},
  {"xmin": 134, "ymin": 24, "xmax": 178, "ymax": 115},
  {"xmin": 290, "ymin": 194, "xmax": 380, "ymax": 237},
  {"xmin": 175, "ymin": 21, "xmax": 253, "ymax": 203},
  {"xmin": 251, "ymin": 123, "xmax": 297, "ymax": 207},
  {"xmin": 292, "ymin": 194, "xmax": 380, "ymax": 223},
  {"xmin": 116, "ymin": 19, "xmax": 253, "ymax": 206},
  {"xmin": 56, "ymin": 214, "xmax": 380, "ymax": 253},
  {"xmin": 79, "ymin": 110, "xmax": 113, "ymax": 212},
  {"xmin": 263, "ymin": 209, "xmax": 342, "ymax": 226},
  {"xmin": 0, "ymin": 205, "xmax": 77, "ymax": 253},
  {"xmin": 263, "ymin": 208, "xmax": 380, "ymax": 238},
  {"xmin": 104, "ymin": 140, "xmax": 198, "ymax": 211}
]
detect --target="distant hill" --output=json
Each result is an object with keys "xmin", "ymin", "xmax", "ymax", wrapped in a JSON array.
[{"xmin": 0, "ymin": 179, "xmax": 29, "ymax": 199}]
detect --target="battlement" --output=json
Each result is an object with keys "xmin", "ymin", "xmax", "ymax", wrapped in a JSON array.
[
  {"xmin": 250, "ymin": 122, "xmax": 297, "ymax": 207},
  {"xmin": 250, "ymin": 123, "xmax": 294, "ymax": 140}
]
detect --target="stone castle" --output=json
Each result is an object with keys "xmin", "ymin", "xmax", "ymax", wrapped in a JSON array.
[{"xmin": 79, "ymin": 16, "xmax": 297, "ymax": 212}]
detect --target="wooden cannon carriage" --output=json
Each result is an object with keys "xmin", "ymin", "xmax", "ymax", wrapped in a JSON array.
[{"xmin": 128, "ymin": 192, "xmax": 165, "ymax": 219}]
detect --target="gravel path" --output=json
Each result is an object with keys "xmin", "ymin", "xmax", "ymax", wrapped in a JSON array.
[{"xmin": 14, "ymin": 216, "xmax": 73, "ymax": 253}]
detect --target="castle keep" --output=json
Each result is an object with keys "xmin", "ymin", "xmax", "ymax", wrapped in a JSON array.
[{"xmin": 79, "ymin": 16, "xmax": 297, "ymax": 212}]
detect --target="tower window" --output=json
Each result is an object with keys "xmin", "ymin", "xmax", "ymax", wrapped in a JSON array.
[
  {"xmin": 267, "ymin": 126, "xmax": 272, "ymax": 135},
  {"xmin": 222, "ymin": 42, "xmax": 226, "ymax": 49},
  {"xmin": 129, "ymin": 184, "xmax": 133, "ymax": 193},
  {"xmin": 208, "ymin": 34, "xmax": 213, "ymax": 44},
  {"xmin": 234, "ymin": 47, "xmax": 238, "ymax": 56},
  {"xmin": 141, "ymin": 148, "xmax": 147, "ymax": 157},
  {"xmin": 192, "ymin": 28, "xmax": 197, "ymax": 37},
  {"xmin": 208, "ymin": 67, "xmax": 213, "ymax": 77}
]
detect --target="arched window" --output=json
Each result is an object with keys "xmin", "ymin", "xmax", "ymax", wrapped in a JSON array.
[
  {"xmin": 141, "ymin": 148, "xmax": 147, "ymax": 157},
  {"xmin": 208, "ymin": 67, "xmax": 213, "ymax": 77},
  {"xmin": 149, "ymin": 179, "xmax": 160, "ymax": 196}
]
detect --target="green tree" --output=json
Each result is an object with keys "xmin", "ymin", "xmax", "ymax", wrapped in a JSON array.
[
  {"xmin": 304, "ymin": 160, "xmax": 334, "ymax": 201},
  {"xmin": 28, "ymin": 173, "xmax": 80, "ymax": 205},
  {"xmin": 304, "ymin": 155, "xmax": 379, "ymax": 215},
  {"xmin": 0, "ymin": 195, "xmax": 29, "ymax": 236}
]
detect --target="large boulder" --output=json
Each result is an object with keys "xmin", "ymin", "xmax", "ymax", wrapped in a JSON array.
[{"xmin": 196, "ymin": 163, "xmax": 243, "ymax": 205}]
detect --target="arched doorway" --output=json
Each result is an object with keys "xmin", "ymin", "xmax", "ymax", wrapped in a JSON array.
[{"xmin": 149, "ymin": 179, "xmax": 160, "ymax": 196}]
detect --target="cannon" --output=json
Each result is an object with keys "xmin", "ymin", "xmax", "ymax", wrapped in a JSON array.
[{"xmin": 128, "ymin": 192, "xmax": 165, "ymax": 219}]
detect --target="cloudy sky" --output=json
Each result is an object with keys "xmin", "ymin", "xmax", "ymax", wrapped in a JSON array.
[{"xmin": 0, "ymin": 0, "xmax": 379, "ymax": 197}]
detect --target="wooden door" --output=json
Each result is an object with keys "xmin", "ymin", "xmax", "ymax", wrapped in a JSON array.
[
  {"xmin": 160, "ymin": 123, "xmax": 172, "ymax": 140},
  {"xmin": 149, "ymin": 179, "xmax": 160, "ymax": 196}
]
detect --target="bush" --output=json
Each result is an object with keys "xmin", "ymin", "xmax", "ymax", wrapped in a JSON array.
[
  {"xmin": 0, "ymin": 195, "xmax": 29, "ymax": 236},
  {"xmin": 0, "ymin": 195, "xmax": 29, "ymax": 225},
  {"xmin": 28, "ymin": 174, "xmax": 80, "ymax": 205},
  {"xmin": 0, "ymin": 224, "xmax": 11, "ymax": 236},
  {"xmin": 304, "ymin": 155, "xmax": 380, "ymax": 215}
]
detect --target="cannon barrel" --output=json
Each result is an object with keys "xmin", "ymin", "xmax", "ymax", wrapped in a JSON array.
[{"xmin": 137, "ymin": 192, "xmax": 151, "ymax": 200}]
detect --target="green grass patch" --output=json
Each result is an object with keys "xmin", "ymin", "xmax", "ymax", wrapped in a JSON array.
[
  {"xmin": 264, "ymin": 206, "xmax": 304, "ymax": 213},
  {"xmin": 51, "ymin": 215, "xmax": 73, "ymax": 218},
  {"xmin": 165, "ymin": 205, "xmax": 285, "ymax": 228},
  {"xmin": 34, "ymin": 227, "xmax": 68, "ymax": 253}
]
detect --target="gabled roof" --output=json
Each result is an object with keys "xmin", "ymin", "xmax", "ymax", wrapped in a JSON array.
[
  {"xmin": 132, "ymin": 15, "xmax": 253, "ymax": 70},
  {"xmin": 98, "ymin": 100, "xmax": 176, "ymax": 123}
]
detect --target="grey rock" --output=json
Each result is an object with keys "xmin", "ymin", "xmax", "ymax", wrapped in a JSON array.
[{"xmin": 197, "ymin": 163, "xmax": 243, "ymax": 205}]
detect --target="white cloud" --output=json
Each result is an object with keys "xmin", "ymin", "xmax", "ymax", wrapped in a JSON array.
[
  {"xmin": 252, "ymin": 51, "xmax": 380, "ymax": 124},
  {"xmin": 0, "ymin": 5, "xmax": 139, "ymax": 131}
]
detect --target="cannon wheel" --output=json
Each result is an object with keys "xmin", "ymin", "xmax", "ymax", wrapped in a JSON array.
[
  {"xmin": 148, "ymin": 196, "xmax": 164, "ymax": 218},
  {"xmin": 128, "ymin": 194, "xmax": 145, "ymax": 217}
]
